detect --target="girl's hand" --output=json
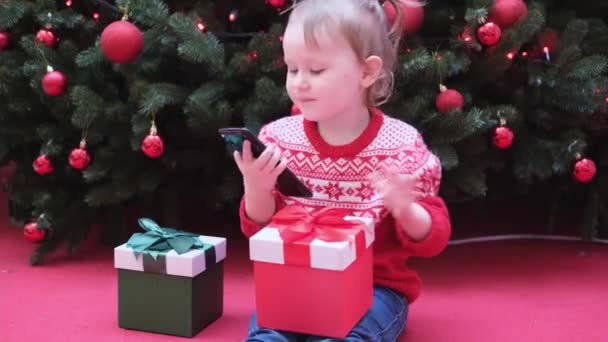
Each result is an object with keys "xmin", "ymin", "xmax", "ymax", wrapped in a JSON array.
[
  {"xmin": 369, "ymin": 166, "xmax": 420, "ymax": 219},
  {"xmin": 234, "ymin": 140, "xmax": 288, "ymax": 195},
  {"xmin": 369, "ymin": 165, "xmax": 431, "ymax": 241}
]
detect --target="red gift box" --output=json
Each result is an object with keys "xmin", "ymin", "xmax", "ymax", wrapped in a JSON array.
[{"xmin": 249, "ymin": 205, "xmax": 375, "ymax": 338}]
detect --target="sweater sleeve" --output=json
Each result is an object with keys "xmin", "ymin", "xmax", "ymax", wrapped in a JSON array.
[
  {"xmin": 239, "ymin": 190, "xmax": 286, "ymax": 238},
  {"xmin": 394, "ymin": 133, "xmax": 451, "ymax": 257},
  {"xmin": 238, "ymin": 123, "xmax": 286, "ymax": 238},
  {"xmin": 395, "ymin": 195, "xmax": 451, "ymax": 257}
]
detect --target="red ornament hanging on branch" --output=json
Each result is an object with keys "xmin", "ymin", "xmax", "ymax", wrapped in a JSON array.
[
  {"xmin": 492, "ymin": 118, "xmax": 514, "ymax": 149},
  {"xmin": 100, "ymin": 8, "xmax": 144, "ymax": 64},
  {"xmin": 489, "ymin": 0, "xmax": 528, "ymax": 30},
  {"xmin": 573, "ymin": 156, "xmax": 596, "ymax": 183},
  {"xmin": 69, "ymin": 138, "xmax": 91, "ymax": 170},
  {"xmin": 24, "ymin": 222, "xmax": 47, "ymax": 243},
  {"xmin": 382, "ymin": 0, "xmax": 425, "ymax": 35},
  {"xmin": 267, "ymin": 0, "xmax": 287, "ymax": 10},
  {"xmin": 33, "ymin": 154, "xmax": 54, "ymax": 176},
  {"xmin": 142, "ymin": 115, "xmax": 164, "ymax": 158},
  {"xmin": 42, "ymin": 66, "xmax": 67, "ymax": 96},
  {"xmin": 0, "ymin": 31, "xmax": 10, "ymax": 51},
  {"xmin": 36, "ymin": 29, "xmax": 57, "ymax": 47},
  {"xmin": 477, "ymin": 22, "xmax": 502, "ymax": 46},
  {"xmin": 436, "ymin": 84, "xmax": 464, "ymax": 113}
]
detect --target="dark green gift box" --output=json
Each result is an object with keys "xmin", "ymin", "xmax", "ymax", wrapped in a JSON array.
[{"xmin": 114, "ymin": 219, "xmax": 227, "ymax": 337}]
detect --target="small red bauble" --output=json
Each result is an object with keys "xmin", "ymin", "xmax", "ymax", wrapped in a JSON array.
[
  {"xmin": 69, "ymin": 140, "xmax": 91, "ymax": 170},
  {"xmin": 267, "ymin": 0, "xmax": 287, "ymax": 9},
  {"xmin": 436, "ymin": 85, "xmax": 464, "ymax": 113},
  {"xmin": 142, "ymin": 123, "xmax": 164, "ymax": 158},
  {"xmin": 33, "ymin": 155, "xmax": 54, "ymax": 175},
  {"xmin": 42, "ymin": 68, "xmax": 67, "ymax": 96},
  {"xmin": 489, "ymin": 0, "xmax": 528, "ymax": 30},
  {"xmin": 291, "ymin": 104, "xmax": 301, "ymax": 115},
  {"xmin": 100, "ymin": 21, "xmax": 144, "ymax": 64},
  {"xmin": 382, "ymin": 0, "xmax": 424, "ymax": 35},
  {"xmin": 573, "ymin": 158, "xmax": 596, "ymax": 183},
  {"xmin": 36, "ymin": 29, "xmax": 56, "ymax": 47},
  {"xmin": 477, "ymin": 22, "xmax": 502, "ymax": 46},
  {"xmin": 24, "ymin": 222, "xmax": 46, "ymax": 243},
  {"xmin": 492, "ymin": 125, "xmax": 514, "ymax": 149},
  {"xmin": 539, "ymin": 29, "xmax": 558, "ymax": 52},
  {"xmin": 0, "ymin": 32, "xmax": 9, "ymax": 51}
]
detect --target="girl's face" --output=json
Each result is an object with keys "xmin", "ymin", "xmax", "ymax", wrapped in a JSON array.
[{"xmin": 283, "ymin": 21, "xmax": 370, "ymax": 122}]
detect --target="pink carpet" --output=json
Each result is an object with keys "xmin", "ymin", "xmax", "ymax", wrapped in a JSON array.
[{"xmin": 1, "ymin": 190, "xmax": 608, "ymax": 341}]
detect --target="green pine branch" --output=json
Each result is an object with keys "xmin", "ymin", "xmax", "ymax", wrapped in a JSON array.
[
  {"xmin": 0, "ymin": 1, "xmax": 28, "ymax": 29},
  {"xmin": 428, "ymin": 107, "xmax": 487, "ymax": 144},
  {"xmin": 75, "ymin": 42, "xmax": 106, "ymax": 67},
  {"xmin": 565, "ymin": 55, "xmax": 608, "ymax": 80},
  {"xmin": 399, "ymin": 48, "xmax": 434, "ymax": 79},
  {"xmin": 447, "ymin": 163, "xmax": 488, "ymax": 197},
  {"xmin": 432, "ymin": 144, "xmax": 459, "ymax": 171},
  {"xmin": 184, "ymin": 82, "xmax": 231, "ymax": 130},
  {"xmin": 559, "ymin": 19, "xmax": 588, "ymax": 49},
  {"xmin": 70, "ymin": 86, "xmax": 104, "ymax": 130},
  {"xmin": 138, "ymin": 83, "xmax": 190, "ymax": 116},
  {"xmin": 124, "ymin": 0, "xmax": 170, "ymax": 28}
]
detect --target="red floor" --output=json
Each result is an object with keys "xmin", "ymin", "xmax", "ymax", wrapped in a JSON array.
[{"xmin": 1, "ymin": 190, "xmax": 608, "ymax": 341}]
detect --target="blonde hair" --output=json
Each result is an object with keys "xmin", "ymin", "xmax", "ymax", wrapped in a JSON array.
[{"xmin": 288, "ymin": 0, "xmax": 419, "ymax": 107}]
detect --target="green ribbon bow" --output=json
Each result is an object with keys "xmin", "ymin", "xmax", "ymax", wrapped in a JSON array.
[{"xmin": 127, "ymin": 218, "xmax": 208, "ymax": 261}]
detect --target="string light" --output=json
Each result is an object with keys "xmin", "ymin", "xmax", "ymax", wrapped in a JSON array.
[
  {"xmin": 457, "ymin": 27, "xmax": 473, "ymax": 43},
  {"xmin": 521, "ymin": 51, "xmax": 528, "ymax": 57},
  {"xmin": 197, "ymin": 21, "xmax": 206, "ymax": 32},
  {"xmin": 65, "ymin": 0, "xmax": 73, "ymax": 6},
  {"xmin": 229, "ymin": 10, "xmax": 238, "ymax": 22},
  {"xmin": 506, "ymin": 52, "xmax": 515, "ymax": 60},
  {"xmin": 543, "ymin": 46, "xmax": 550, "ymax": 63},
  {"xmin": 93, "ymin": 12, "xmax": 100, "ymax": 20}
]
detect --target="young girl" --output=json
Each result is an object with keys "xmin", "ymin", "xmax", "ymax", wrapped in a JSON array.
[{"xmin": 234, "ymin": 0, "xmax": 451, "ymax": 340}]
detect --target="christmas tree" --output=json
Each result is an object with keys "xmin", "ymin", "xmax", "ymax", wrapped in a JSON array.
[{"xmin": 1, "ymin": 0, "xmax": 607, "ymax": 264}]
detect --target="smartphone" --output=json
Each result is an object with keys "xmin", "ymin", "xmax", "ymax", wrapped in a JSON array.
[{"xmin": 218, "ymin": 127, "xmax": 313, "ymax": 198}]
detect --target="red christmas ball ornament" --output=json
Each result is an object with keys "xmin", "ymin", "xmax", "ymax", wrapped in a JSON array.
[
  {"xmin": 33, "ymin": 155, "xmax": 53, "ymax": 176},
  {"xmin": 36, "ymin": 29, "xmax": 57, "ymax": 47},
  {"xmin": 142, "ymin": 122, "xmax": 164, "ymax": 158},
  {"xmin": 100, "ymin": 20, "xmax": 144, "ymax": 64},
  {"xmin": 24, "ymin": 222, "xmax": 46, "ymax": 243},
  {"xmin": 69, "ymin": 139, "xmax": 91, "ymax": 170},
  {"xmin": 539, "ymin": 28, "xmax": 558, "ymax": 52},
  {"xmin": 382, "ymin": 0, "xmax": 425, "ymax": 35},
  {"xmin": 489, "ymin": 0, "xmax": 528, "ymax": 30},
  {"xmin": 267, "ymin": 0, "xmax": 287, "ymax": 9},
  {"xmin": 477, "ymin": 22, "xmax": 502, "ymax": 46},
  {"xmin": 42, "ymin": 68, "xmax": 67, "ymax": 96},
  {"xmin": 291, "ymin": 104, "xmax": 301, "ymax": 115},
  {"xmin": 0, "ymin": 32, "xmax": 9, "ymax": 51},
  {"xmin": 492, "ymin": 121, "xmax": 514, "ymax": 149},
  {"xmin": 573, "ymin": 158, "xmax": 596, "ymax": 183},
  {"xmin": 436, "ymin": 85, "xmax": 464, "ymax": 113}
]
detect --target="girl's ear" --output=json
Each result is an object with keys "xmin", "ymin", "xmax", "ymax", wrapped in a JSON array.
[{"xmin": 361, "ymin": 55, "xmax": 383, "ymax": 88}]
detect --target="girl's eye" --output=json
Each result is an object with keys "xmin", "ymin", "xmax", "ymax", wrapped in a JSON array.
[
  {"xmin": 311, "ymin": 69, "xmax": 325, "ymax": 75},
  {"xmin": 288, "ymin": 69, "xmax": 298, "ymax": 74}
]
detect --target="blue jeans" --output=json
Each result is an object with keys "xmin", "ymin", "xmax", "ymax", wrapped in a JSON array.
[{"xmin": 245, "ymin": 285, "xmax": 408, "ymax": 341}]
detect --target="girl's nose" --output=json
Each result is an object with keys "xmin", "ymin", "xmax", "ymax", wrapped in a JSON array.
[{"xmin": 294, "ymin": 73, "xmax": 310, "ymax": 90}]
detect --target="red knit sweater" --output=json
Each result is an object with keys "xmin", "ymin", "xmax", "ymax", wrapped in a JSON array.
[{"xmin": 239, "ymin": 108, "xmax": 451, "ymax": 304}]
